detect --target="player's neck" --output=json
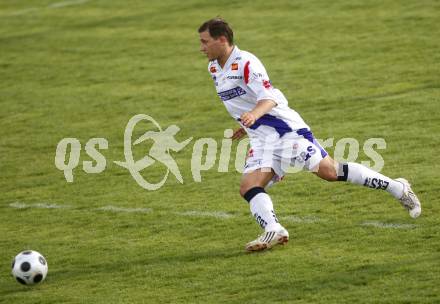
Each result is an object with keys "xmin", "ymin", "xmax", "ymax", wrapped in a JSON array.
[{"xmin": 218, "ymin": 45, "xmax": 234, "ymax": 68}]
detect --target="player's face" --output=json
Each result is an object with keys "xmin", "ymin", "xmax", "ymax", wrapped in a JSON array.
[{"xmin": 199, "ymin": 31, "xmax": 223, "ymax": 61}]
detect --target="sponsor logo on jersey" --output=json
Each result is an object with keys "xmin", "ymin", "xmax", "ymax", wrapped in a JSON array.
[
  {"xmin": 263, "ymin": 79, "xmax": 272, "ymax": 89},
  {"xmin": 227, "ymin": 75, "xmax": 243, "ymax": 80},
  {"xmin": 231, "ymin": 63, "xmax": 239, "ymax": 70},
  {"xmin": 210, "ymin": 66, "xmax": 217, "ymax": 73},
  {"xmin": 217, "ymin": 86, "xmax": 247, "ymax": 101}
]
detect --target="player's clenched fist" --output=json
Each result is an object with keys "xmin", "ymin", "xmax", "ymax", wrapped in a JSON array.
[{"xmin": 240, "ymin": 112, "xmax": 256, "ymax": 127}]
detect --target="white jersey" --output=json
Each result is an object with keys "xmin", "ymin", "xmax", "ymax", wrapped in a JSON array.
[{"xmin": 208, "ymin": 45, "xmax": 309, "ymax": 141}]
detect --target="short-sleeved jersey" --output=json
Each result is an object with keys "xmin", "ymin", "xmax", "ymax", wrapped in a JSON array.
[{"xmin": 208, "ymin": 46, "xmax": 309, "ymax": 141}]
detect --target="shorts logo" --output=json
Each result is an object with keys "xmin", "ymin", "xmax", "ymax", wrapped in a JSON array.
[
  {"xmin": 294, "ymin": 145, "xmax": 316, "ymax": 163},
  {"xmin": 210, "ymin": 66, "xmax": 217, "ymax": 73},
  {"xmin": 231, "ymin": 63, "xmax": 239, "ymax": 70}
]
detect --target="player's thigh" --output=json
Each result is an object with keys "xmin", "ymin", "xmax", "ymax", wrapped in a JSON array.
[{"xmin": 239, "ymin": 168, "xmax": 275, "ymax": 197}]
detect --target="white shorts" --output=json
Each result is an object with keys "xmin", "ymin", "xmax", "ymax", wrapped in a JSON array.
[{"xmin": 243, "ymin": 128, "xmax": 328, "ymax": 181}]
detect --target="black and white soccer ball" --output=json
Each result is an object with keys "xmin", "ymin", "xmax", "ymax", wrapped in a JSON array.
[{"xmin": 11, "ymin": 250, "xmax": 48, "ymax": 285}]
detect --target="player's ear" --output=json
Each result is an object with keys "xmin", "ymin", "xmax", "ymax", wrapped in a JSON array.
[{"xmin": 219, "ymin": 35, "xmax": 227, "ymax": 44}]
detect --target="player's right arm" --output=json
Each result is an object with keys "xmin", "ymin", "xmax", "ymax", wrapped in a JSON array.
[{"xmin": 240, "ymin": 99, "xmax": 277, "ymax": 127}]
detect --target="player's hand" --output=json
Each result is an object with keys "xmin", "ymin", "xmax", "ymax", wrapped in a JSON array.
[
  {"xmin": 231, "ymin": 127, "xmax": 246, "ymax": 140},
  {"xmin": 240, "ymin": 112, "xmax": 256, "ymax": 127}
]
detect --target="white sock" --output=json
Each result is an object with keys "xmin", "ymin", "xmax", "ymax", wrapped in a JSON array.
[
  {"xmin": 340, "ymin": 162, "xmax": 404, "ymax": 199},
  {"xmin": 249, "ymin": 193, "xmax": 282, "ymax": 231}
]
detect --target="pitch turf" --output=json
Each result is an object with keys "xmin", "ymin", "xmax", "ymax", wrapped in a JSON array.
[{"xmin": 0, "ymin": 0, "xmax": 439, "ymax": 303}]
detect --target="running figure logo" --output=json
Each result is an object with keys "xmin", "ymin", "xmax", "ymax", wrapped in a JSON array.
[{"xmin": 114, "ymin": 114, "xmax": 192, "ymax": 190}]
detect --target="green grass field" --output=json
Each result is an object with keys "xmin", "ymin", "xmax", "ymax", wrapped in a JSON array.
[{"xmin": 1, "ymin": 0, "xmax": 439, "ymax": 303}]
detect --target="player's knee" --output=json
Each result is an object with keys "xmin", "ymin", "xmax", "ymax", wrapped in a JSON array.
[
  {"xmin": 317, "ymin": 162, "xmax": 338, "ymax": 182},
  {"xmin": 239, "ymin": 184, "xmax": 250, "ymax": 198},
  {"xmin": 239, "ymin": 182, "xmax": 264, "ymax": 198},
  {"xmin": 320, "ymin": 169, "xmax": 338, "ymax": 182},
  {"xmin": 239, "ymin": 185, "xmax": 267, "ymax": 204}
]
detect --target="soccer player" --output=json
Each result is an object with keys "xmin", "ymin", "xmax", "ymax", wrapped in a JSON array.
[{"xmin": 198, "ymin": 18, "xmax": 421, "ymax": 252}]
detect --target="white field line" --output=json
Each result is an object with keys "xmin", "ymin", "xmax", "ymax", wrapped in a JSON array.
[
  {"xmin": 96, "ymin": 205, "xmax": 153, "ymax": 213},
  {"xmin": 9, "ymin": 202, "xmax": 28, "ymax": 209},
  {"xmin": 7, "ymin": 202, "xmax": 418, "ymax": 229},
  {"xmin": 8, "ymin": 8, "xmax": 39, "ymax": 16},
  {"xmin": 48, "ymin": 0, "xmax": 90, "ymax": 9},
  {"xmin": 8, "ymin": 202, "xmax": 233, "ymax": 219},
  {"xmin": 361, "ymin": 221, "xmax": 418, "ymax": 229},
  {"xmin": 176, "ymin": 210, "xmax": 234, "ymax": 219},
  {"xmin": 6, "ymin": 0, "xmax": 90, "ymax": 16},
  {"xmin": 9, "ymin": 202, "xmax": 69, "ymax": 209},
  {"xmin": 280, "ymin": 215, "xmax": 321, "ymax": 224}
]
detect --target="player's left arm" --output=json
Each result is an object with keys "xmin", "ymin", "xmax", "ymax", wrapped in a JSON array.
[{"xmin": 240, "ymin": 99, "xmax": 277, "ymax": 127}]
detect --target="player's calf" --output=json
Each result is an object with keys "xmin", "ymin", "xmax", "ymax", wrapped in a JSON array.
[{"xmin": 323, "ymin": 160, "xmax": 422, "ymax": 218}]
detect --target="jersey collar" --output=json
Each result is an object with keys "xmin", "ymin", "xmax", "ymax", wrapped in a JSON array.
[{"xmin": 217, "ymin": 45, "xmax": 240, "ymax": 71}]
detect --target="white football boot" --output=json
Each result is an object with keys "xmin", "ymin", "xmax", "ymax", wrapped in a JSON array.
[
  {"xmin": 245, "ymin": 227, "xmax": 289, "ymax": 252},
  {"xmin": 395, "ymin": 178, "xmax": 421, "ymax": 218}
]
